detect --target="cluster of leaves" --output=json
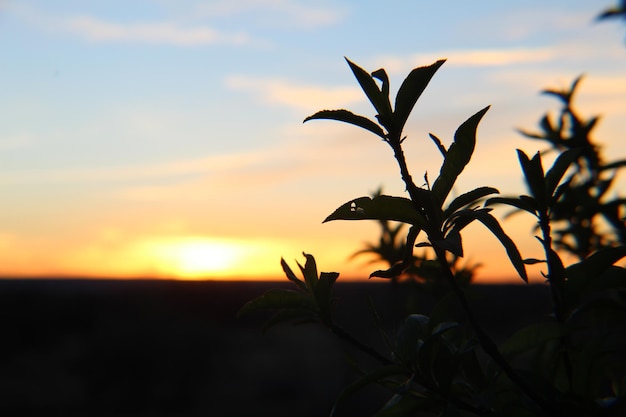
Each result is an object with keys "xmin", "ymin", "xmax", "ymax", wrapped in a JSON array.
[
  {"xmin": 515, "ymin": 77, "xmax": 626, "ymax": 259},
  {"xmin": 238, "ymin": 253, "xmax": 338, "ymax": 328},
  {"xmin": 239, "ymin": 55, "xmax": 626, "ymax": 416},
  {"xmin": 350, "ymin": 188, "xmax": 478, "ymax": 299}
]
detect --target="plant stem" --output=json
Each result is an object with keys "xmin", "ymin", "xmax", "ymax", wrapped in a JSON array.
[
  {"xmin": 389, "ymin": 137, "xmax": 557, "ymax": 414},
  {"xmin": 432, "ymin": 247, "xmax": 557, "ymax": 415},
  {"xmin": 329, "ymin": 322, "xmax": 393, "ymax": 366},
  {"xmin": 538, "ymin": 211, "xmax": 574, "ymax": 392},
  {"xmin": 331, "ymin": 321, "xmax": 492, "ymax": 416},
  {"xmin": 391, "ymin": 143, "xmax": 430, "ymax": 221}
]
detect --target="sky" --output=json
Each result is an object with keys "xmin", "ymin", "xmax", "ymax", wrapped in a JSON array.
[{"xmin": 0, "ymin": 1, "xmax": 625, "ymax": 282}]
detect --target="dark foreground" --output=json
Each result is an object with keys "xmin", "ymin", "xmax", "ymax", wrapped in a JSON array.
[{"xmin": 0, "ymin": 279, "xmax": 551, "ymax": 416}]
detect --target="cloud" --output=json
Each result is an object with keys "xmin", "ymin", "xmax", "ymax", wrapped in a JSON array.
[
  {"xmin": 182, "ymin": 0, "xmax": 345, "ymax": 29},
  {"xmin": 225, "ymin": 75, "xmax": 363, "ymax": 112},
  {"xmin": 56, "ymin": 15, "xmax": 252, "ymax": 46},
  {"xmin": 376, "ymin": 47, "xmax": 559, "ymax": 74},
  {"xmin": 0, "ymin": 150, "xmax": 274, "ymax": 185},
  {"xmin": 376, "ymin": 38, "xmax": 623, "ymax": 74}
]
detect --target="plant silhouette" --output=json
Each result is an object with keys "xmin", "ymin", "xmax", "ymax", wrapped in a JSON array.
[{"xmin": 240, "ymin": 5, "xmax": 626, "ymax": 415}]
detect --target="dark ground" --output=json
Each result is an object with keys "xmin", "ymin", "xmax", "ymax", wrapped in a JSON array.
[{"xmin": 0, "ymin": 279, "xmax": 552, "ymax": 416}]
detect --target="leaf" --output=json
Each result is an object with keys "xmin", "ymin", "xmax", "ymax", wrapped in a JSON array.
[
  {"xmin": 396, "ymin": 314, "xmax": 431, "ymax": 364},
  {"xmin": 297, "ymin": 252, "xmax": 319, "ymax": 291},
  {"xmin": 417, "ymin": 331, "xmax": 458, "ymax": 392},
  {"xmin": 330, "ymin": 365, "xmax": 408, "ymax": 417},
  {"xmin": 500, "ymin": 322, "xmax": 568, "ymax": 359},
  {"xmin": 324, "ymin": 195, "xmax": 427, "ymax": 227},
  {"xmin": 394, "ymin": 60, "xmax": 446, "ymax": 134},
  {"xmin": 314, "ymin": 271, "xmax": 340, "ymax": 322},
  {"xmin": 432, "ymin": 106, "xmax": 490, "ymax": 207},
  {"xmin": 601, "ymin": 159, "xmax": 626, "ymax": 171},
  {"xmin": 523, "ymin": 258, "xmax": 545, "ymax": 265},
  {"xmin": 544, "ymin": 148, "xmax": 580, "ymax": 200},
  {"xmin": 434, "ymin": 231, "xmax": 463, "ymax": 257},
  {"xmin": 597, "ymin": 4, "xmax": 626, "ymax": 21},
  {"xmin": 565, "ymin": 246, "xmax": 626, "ymax": 294},
  {"xmin": 517, "ymin": 150, "xmax": 547, "ymax": 210},
  {"xmin": 372, "ymin": 68, "xmax": 391, "ymax": 102},
  {"xmin": 464, "ymin": 210, "xmax": 528, "ymax": 282},
  {"xmin": 281, "ymin": 257, "xmax": 307, "ymax": 291},
  {"xmin": 443, "ymin": 186, "xmax": 499, "ymax": 219},
  {"xmin": 486, "ymin": 196, "xmax": 537, "ymax": 215},
  {"xmin": 303, "ymin": 109, "xmax": 386, "ymax": 139},
  {"xmin": 431, "ymin": 321, "xmax": 459, "ymax": 337},
  {"xmin": 237, "ymin": 288, "xmax": 315, "ymax": 317},
  {"xmin": 370, "ymin": 262, "xmax": 407, "ymax": 279},
  {"xmin": 345, "ymin": 57, "xmax": 393, "ymax": 130},
  {"xmin": 375, "ymin": 392, "xmax": 439, "ymax": 417},
  {"xmin": 429, "ymin": 133, "xmax": 447, "ymax": 157}
]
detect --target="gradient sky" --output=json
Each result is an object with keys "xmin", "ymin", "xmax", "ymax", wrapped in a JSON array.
[{"xmin": 1, "ymin": 1, "xmax": 625, "ymax": 281}]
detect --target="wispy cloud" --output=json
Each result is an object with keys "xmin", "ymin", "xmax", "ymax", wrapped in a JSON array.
[
  {"xmin": 376, "ymin": 47, "xmax": 558, "ymax": 73},
  {"xmin": 0, "ymin": 150, "xmax": 272, "ymax": 185},
  {"xmin": 56, "ymin": 15, "xmax": 253, "ymax": 46},
  {"xmin": 225, "ymin": 75, "xmax": 362, "ymax": 112},
  {"xmin": 376, "ymin": 40, "xmax": 623, "ymax": 74},
  {"xmin": 181, "ymin": 0, "xmax": 345, "ymax": 29}
]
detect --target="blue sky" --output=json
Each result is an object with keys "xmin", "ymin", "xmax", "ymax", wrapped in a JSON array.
[{"xmin": 0, "ymin": 1, "xmax": 624, "ymax": 280}]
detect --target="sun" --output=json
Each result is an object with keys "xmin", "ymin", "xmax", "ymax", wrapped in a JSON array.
[
  {"xmin": 141, "ymin": 237, "xmax": 242, "ymax": 279},
  {"xmin": 173, "ymin": 240, "xmax": 238, "ymax": 278},
  {"xmin": 172, "ymin": 239, "xmax": 237, "ymax": 278}
]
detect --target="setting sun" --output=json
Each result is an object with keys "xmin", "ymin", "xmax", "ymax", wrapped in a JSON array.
[
  {"xmin": 143, "ymin": 238, "xmax": 249, "ymax": 279},
  {"xmin": 171, "ymin": 240, "xmax": 239, "ymax": 278}
]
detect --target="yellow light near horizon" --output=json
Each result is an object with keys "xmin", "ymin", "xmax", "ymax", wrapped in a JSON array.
[
  {"xmin": 145, "ymin": 238, "xmax": 241, "ymax": 279},
  {"xmin": 172, "ymin": 240, "xmax": 238, "ymax": 278},
  {"xmin": 136, "ymin": 236, "xmax": 298, "ymax": 280}
]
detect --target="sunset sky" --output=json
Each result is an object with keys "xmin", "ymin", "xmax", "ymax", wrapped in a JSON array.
[{"xmin": 1, "ymin": 1, "xmax": 625, "ymax": 282}]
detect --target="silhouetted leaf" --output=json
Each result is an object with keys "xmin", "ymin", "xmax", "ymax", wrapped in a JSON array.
[
  {"xmin": 434, "ymin": 230, "xmax": 463, "ymax": 257},
  {"xmin": 370, "ymin": 261, "xmax": 407, "ymax": 279},
  {"xmin": 281, "ymin": 257, "xmax": 307, "ymax": 291},
  {"xmin": 596, "ymin": 3, "xmax": 626, "ymax": 21},
  {"xmin": 517, "ymin": 150, "xmax": 547, "ymax": 210},
  {"xmin": 432, "ymin": 106, "xmax": 490, "ymax": 207},
  {"xmin": 545, "ymin": 148, "xmax": 580, "ymax": 199},
  {"xmin": 517, "ymin": 127, "xmax": 545, "ymax": 140},
  {"xmin": 565, "ymin": 246, "xmax": 626, "ymax": 293},
  {"xmin": 330, "ymin": 365, "xmax": 408, "ymax": 417},
  {"xmin": 297, "ymin": 252, "xmax": 318, "ymax": 291},
  {"xmin": 394, "ymin": 60, "xmax": 446, "ymax": 133},
  {"xmin": 602, "ymin": 159, "xmax": 626, "ymax": 171},
  {"xmin": 372, "ymin": 68, "xmax": 390, "ymax": 102},
  {"xmin": 463, "ymin": 209, "xmax": 528, "ymax": 282},
  {"xmin": 500, "ymin": 322, "xmax": 568, "ymax": 359},
  {"xmin": 324, "ymin": 195, "xmax": 427, "ymax": 227},
  {"xmin": 541, "ymin": 75, "xmax": 582, "ymax": 105},
  {"xmin": 540, "ymin": 114, "xmax": 555, "ymax": 136},
  {"xmin": 345, "ymin": 58, "xmax": 393, "ymax": 130},
  {"xmin": 396, "ymin": 314, "xmax": 431, "ymax": 364},
  {"xmin": 552, "ymin": 179, "xmax": 573, "ymax": 204},
  {"xmin": 443, "ymin": 186, "xmax": 499, "ymax": 219},
  {"xmin": 303, "ymin": 109, "xmax": 386, "ymax": 139},
  {"xmin": 375, "ymin": 392, "xmax": 440, "ymax": 417},
  {"xmin": 429, "ymin": 133, "xmax": 447, "ymax": 157},
  {"xmin": 315, "ymin": 271, "xmax": 340, "ymax": 323},
  {"xmin": 523, "ymin": 258, "xmax": 545, "ymax": 265},
  {"xmin": 486, "ymin": 196, "xmax": 537, "ymax": 215},
  {"xmin": 431, "ymin": 321, "xmax": 460, "ymax": 337}
]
